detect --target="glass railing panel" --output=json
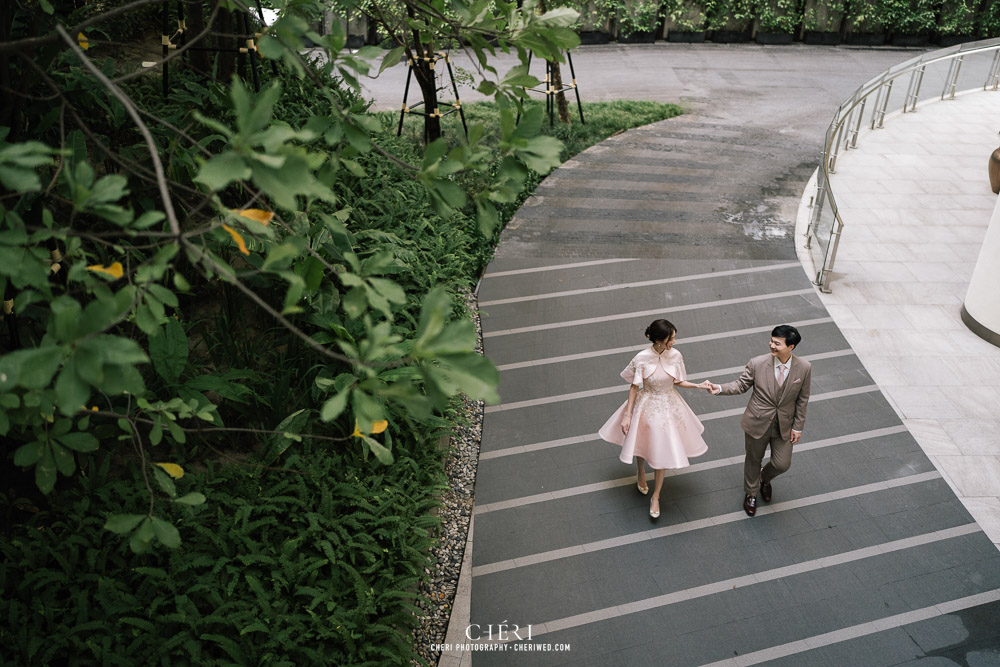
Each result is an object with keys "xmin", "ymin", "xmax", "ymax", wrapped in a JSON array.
[{"xmin": 808, "ymin": 191, "xmax": 837, "ymax": 286}]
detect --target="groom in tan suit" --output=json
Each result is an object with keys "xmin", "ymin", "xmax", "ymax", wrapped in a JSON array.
[{"xmin": 706, "ymin": 325, "xmax": 812, "ymax": 517}]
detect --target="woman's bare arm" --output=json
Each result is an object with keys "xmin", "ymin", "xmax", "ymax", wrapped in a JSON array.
[{"xmin": 621, "ymin": 384, "xmax": 639, "ymax": 434}]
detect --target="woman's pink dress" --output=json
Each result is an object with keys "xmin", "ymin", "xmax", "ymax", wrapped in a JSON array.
[{"xmin": 598, "ymin": 347, "xmax": 708, "ymax": 470}]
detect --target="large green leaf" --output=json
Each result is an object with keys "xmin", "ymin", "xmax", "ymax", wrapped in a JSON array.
[
  {"xmin": 88, "ymin": 173, "xmax": 129, "ymax": 205},
  {"xmin": 151, "ymin": 517, "xmax": 181, "ymax": 548},
  {"xmin": 5, "ymin": 346, "xmax": 64, "ymax": 389},
  {"xmin": 13, "ymin": 440, "xmax": 43, "ymax": 466},
  {"xmin": 91, "ymin": 335, "xmax": 148, "ymax": 365},
  {"xmin": 195, "ymin": 152, "xmax": 250, "ymax": 191},
  {"xmin": 362, "ymin": 435, "xmax": 393, "ymax": 465},
  {"xmin": 72, "ymin": 344, "xmax": 104, "ymax": 385},
  {"xmin": 148, "ymin": 319, "xmax": 188, "ymax": 384},
  {"xmin": 49, "ymin": 295, "xmax": 82, "ymax": 342},
  {"xmin": 431, "ymin": 353, "xmax": 500, "ymax": 403},
  {"xmin": 234, "ymin": 80, "xmax": 282, "ymax": 137},
  {"xmin": 153, "ymin": 466, "xmax": 177, "ymax": 498},
  {"xmin": 58, "ymin": 432, "xmax": 99, "ymax": 452},
  {"xmin": 104, "ymin": 513, "xmax": 146, "ymax": 535},
  {"xmin": 0, "ymin": 354, "xmax": 21, "ymax": 390},
  {"xmin": 101, "ymin": 363, "xmax": 146, "ymax": 396},
  {"xmin": 129, "ymin": 517, "xmax": 155, "ymax": 553},
  {"xmin": 35, "ymin": 445, "xmax": 57, "ymax": 494},
  {"xmin": 54, "ymin": 358, "xmax": 90, "ymax": 415},
  {"xmin": 174, "ymin": 492, "xmax": 207, "ymax": 506},
  {"xmin": 414, "ymin": 287, "xmax": 451, "ymax": 350},
  {"xmin": 0, "ymin": 140, "xmax": 54, "ymax": 192},
  {"xmin": 352, "ymin": 389, "xmax": 384, "ymax": 430},
  {"xmin": 320, "ymin": 387, "xmax": 351, "ymax": 422},
  {"xmin": 379, "ymin": 46, "xmax": 405, "ymax": 73},
  {"xmin": 183, "ymin": 373, "xmax": 254, "ymax": 403},
  {"xmin": 50, "ymin": 440, "xmax": 75, "ymax": 476}
]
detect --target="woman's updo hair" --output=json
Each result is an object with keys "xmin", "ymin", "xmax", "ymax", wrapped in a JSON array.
[{"xmin": 645, "ymin": 319, "xmax": 676, "ymax": 343}]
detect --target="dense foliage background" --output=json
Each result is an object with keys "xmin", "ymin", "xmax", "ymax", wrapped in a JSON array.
[
  {"xmin": 0, "ymin": 0, "xmax": 679, "ymax": 662},
  {"xmin": 495, "ymin": 0, "xmax": 998, "ymax": 39}
]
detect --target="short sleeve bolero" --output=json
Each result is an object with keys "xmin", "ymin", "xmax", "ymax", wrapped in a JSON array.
[{"xmin": 620, "ymin": 347, "xmax": 688, "ymax": 389}]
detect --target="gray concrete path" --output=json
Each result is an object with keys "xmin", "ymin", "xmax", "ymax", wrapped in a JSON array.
[
  {"xmin": 796, "ymin": 91, "xmax": 1000, "ymax": 552},
  {"xmin": 456, "ymin": 45, "xmax": 1000, "ymax": 665}
]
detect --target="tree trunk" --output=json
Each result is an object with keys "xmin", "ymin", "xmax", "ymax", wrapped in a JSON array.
[
  {"xmin": 216, "ymin": 7, "xmax": 235, "ymax": 81},
  {"xmin": 537, "ymin": 0, "xmax": 570, "ymax": 124},
  {"xmin": 549, "ymin": 61, "xmax": 570, "ymax": 124},
  {"xmin": 184, "ymin": 0, "xmax": 211, "ymax": 75},
  {"xmin": 413, "ymin": 55, "xmax": 442, "ymax": 143},
  {"xmin": 0, "ymin": 0, "xmax": 13, "ymax": 132},
  {"xmin": 404, "ymin": 5, "xmax": 441, "ymax": 143}
]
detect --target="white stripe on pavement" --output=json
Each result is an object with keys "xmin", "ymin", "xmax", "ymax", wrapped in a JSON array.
[
  {"xmin": 482, "ymin": 258, "xmax": 638, "ymax": 278},
  {"xmin": 479, "ymin": 262, "xmax": 802, "ymax": 306},
  {"xmin": 700, "ymin": 588, "xmax": 1000, "ymax": 667},
  {"xmin": 475, "ymin": 523, "xmax": 980, "ymax": 641},
  {"xmin": 479, "ymin": 384, "xmax": 881, "ymax": 460},
  {"xmin": 472, "ymin": 470, "xmax": 943, "ymax": 576},
  {"xmin": 494, "ymin": 318, "xmax": 835, "ymax": 372},
  {"xmin": 486, "ymin": 349, "xmax": 854, "ymax": 413},
  {"xmin": 474, "ymin": 425, "xmax": 909, "ymax": 514},
  {"xmin": 483, "ymin": 289, "xmax": 816, "ymax": 338}
]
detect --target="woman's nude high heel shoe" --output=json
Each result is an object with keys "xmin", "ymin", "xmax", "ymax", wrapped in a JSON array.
[
  {"xmin": 649, "ymin": 498, "xmax": 660, "ymax": 519},
  {"xmin": 637, "ymin": 480, "xmax": 649, "ymax": 495}
]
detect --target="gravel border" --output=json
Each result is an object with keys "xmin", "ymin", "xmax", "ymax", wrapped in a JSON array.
[{"xmin": 410, "ymin": 288, "xmax": 484, "ymax": 666}]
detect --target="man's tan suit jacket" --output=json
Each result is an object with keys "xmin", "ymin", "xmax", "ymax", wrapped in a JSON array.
[{"xmin": 718, "ymin": 353, "xmax": 812, "ymax": 442}]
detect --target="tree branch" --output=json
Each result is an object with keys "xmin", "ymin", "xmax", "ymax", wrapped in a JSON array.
[
  {"xmin": 181, "ymin": 239, "xmax": 358, "ymax": 366},
  {"xmin": 55, "ymin": 24, "xmax": 182, "ymax": 238}
]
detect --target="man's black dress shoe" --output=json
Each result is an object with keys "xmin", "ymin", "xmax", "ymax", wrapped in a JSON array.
[
  {"xmin": 743, "ymin": 495, "xmax": 757, "ymax": 517},
  {"xmin": 760, "ymin": 480, "xmax": 772, "ymax": 503}
]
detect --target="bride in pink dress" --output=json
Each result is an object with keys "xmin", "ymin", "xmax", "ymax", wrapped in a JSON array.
[{"xmin": 598, "ymin": 319, "xmax": 711, "ymax": 518}]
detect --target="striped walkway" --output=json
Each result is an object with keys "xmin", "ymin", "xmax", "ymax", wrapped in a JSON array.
[{"xmin": 470, "ymin": 99, "xmax": 1000, "ymax": 663}]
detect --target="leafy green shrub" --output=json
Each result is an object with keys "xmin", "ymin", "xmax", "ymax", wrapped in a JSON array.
[
  {"xmin": 976, "ymin": 0, "xmax": 1000, "ymax": 37},
  {"xmin": 938, "ymin": 0, "xmax": 974, "ymax": 35},
  {"xmin": 802, "ymin": 0, "xmax": 846, "ymax": 31},
  {"xmin": 754, "ymin": 0, "xmax": 803, "ymax": 32},
  {"xmin": 844, "ymin": 0, "xmax": 886, "ymax": 30},
  {"xmin": 878, "ymin": 0, "xmax": 936, "ymax": 34},
  {"xmin": 0, "ymin": 1, "xmax": 682, "ymax": 664},
  {"xmin": 1, "ymin": 434, "xmax": 447, "ymax": 665},
  {"xmin": 705, "ymin": 0, "xmax": 755, "ymax": 30},
  {"xmin": 667, "ymin": 0, "xmax": 711, "ymax": 31}
]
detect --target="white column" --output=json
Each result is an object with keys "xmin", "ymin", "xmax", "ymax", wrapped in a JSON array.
[{"xmin": 962, "ymin": 193, "xmax": 1000, "ymax": 348}]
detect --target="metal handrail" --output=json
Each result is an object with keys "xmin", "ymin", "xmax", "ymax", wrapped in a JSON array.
[{"xmin": 807, "ymin": 37, "xmax": 1000, "ymax": 292}]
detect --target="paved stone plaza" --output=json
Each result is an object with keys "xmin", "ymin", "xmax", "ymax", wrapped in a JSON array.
[{"xmin": 388, "ymin": 44, "xmax": 1000, "ymax": 665}]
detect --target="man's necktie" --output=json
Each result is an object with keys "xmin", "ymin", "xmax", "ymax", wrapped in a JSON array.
[{"xmin": 777, "ymin": 364, "xmax": 787, "ymax": 386}]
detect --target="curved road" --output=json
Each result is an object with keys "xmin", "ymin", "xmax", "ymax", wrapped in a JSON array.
[{"xmin": 453, "ymin": 45, "xmax": 1000, "ymax": 666}]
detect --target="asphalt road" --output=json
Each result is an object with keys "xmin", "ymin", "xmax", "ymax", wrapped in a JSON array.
[{"xmin": 355, "ymin": 43, "xmax": 944, "ymax": 259}]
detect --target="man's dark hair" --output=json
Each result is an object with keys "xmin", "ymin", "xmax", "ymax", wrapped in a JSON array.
[{"xmin": 771, "ymin": 324, "xmax": 801, "ymax": 348}]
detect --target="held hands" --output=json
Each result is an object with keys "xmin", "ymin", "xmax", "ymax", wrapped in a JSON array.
[{"xmin": 698, "ymin": 380, "xmax": 720, "ymax": 394}]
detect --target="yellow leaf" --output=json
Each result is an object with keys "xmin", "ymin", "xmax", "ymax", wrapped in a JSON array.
[
  {"xmin": 352, "ymin": 420, "xmax": 387, "ymax": 437},
  {"xmin": 155, "ymin": 463, "xmax": 185, "ymax": 479},
  {"xmin": 86, "ymin": 262, "xmax": 124, "ymax": 280},
  {"xmin": 231, "ymin": 208, "xmax": 274, "ymax": 225},
  {"xmin": 221, "ymin": 224, "xmax": 249, "ymax": 255},
  {"xmin": 78, "ymin": 32, "xmax": 89, "ymax": 50}
]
